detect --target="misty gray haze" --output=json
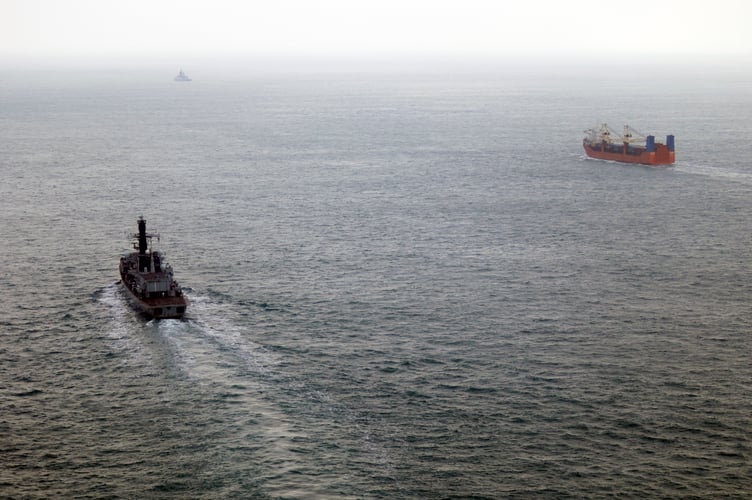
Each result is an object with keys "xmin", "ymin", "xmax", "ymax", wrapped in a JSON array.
[{"xmin": 2, "ymin": 1, "xmax": 752, "ymax": 498}]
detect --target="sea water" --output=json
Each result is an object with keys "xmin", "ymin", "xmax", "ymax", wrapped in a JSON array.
[{"xmin": 1, "ymin": 64, "xmax": 751, "ymax": 498}]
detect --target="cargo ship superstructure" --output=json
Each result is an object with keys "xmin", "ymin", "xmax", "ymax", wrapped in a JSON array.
[
  {"xmin": 119, "ymin": 217, "xmax": 187, "ymax": 319},
  {"xmin": 583, "ymin": 124, "xmax": 675, "ymax": 165}
]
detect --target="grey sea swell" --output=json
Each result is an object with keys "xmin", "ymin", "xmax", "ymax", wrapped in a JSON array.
[{"xmin": 1, "ymin": 70, "xmax": 752, "ymax": 498}]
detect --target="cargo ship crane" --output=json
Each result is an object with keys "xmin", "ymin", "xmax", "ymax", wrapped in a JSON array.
[
  {"xmin": 585, "ymin": 124, "xmax": 646, "ymax": 145},
  {"xmin": 621, "ymin": 125, "xmax": 647, "ymax": 144}
]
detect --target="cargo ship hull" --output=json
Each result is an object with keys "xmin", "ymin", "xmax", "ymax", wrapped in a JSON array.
[
  {"xmin": 583, "ymin": 124, "xmax": 675, "ymax": 166},
  {"xmin": 583, "ymin": 140, "xmax": 675, "ymax": 165}
]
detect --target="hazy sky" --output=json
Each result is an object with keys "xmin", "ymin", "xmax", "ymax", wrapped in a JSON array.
[{"xmin": 2, "ymin": 0, "xmax": 751, "ymax": 60}]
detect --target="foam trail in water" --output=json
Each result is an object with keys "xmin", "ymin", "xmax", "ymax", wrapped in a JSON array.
[
  {"xmin": 99, "ymin": 287, "xmax": 395, "ymax": 496},
  {"xmin": 154, "ymin": 292, "xmax": 336, "ymax": 497},
  {"xmin": 677, "ymin": 162, "xmax": 752, "ymax": 184},
  {"xmin": 194, "ymin": 292, "xmax": 402, "ymax": 491},
  {"xmin": 183, "ymin": 292, "xmax": 279, "ymax": 374},
  {"xmin": 96, "ymin": 283, "xmax": 158, "ymax": 365}
]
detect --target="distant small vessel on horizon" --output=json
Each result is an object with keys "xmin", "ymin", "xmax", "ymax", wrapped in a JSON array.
[{"xmin": 174, "ymin": 69, "xmax": 191, "ymax": 82}]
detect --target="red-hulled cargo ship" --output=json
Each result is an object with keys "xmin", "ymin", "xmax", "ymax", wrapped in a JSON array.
[
  {"xmin": 119, "ymin": 217, "xmax": 187, "ymax": 319},
  {"xmin": 583, "ymin": 124, "xmax": 675, "ymax": 165}
]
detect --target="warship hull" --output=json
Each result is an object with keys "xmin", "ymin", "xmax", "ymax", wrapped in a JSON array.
[{"xmin": 119, "ymin": 278, "xmax": 187, "ymax": 319}]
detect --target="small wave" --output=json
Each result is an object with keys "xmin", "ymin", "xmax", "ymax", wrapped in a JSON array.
[{"xmin": 13, "ymin": 388, "xmax": 43, "ymax": 397}]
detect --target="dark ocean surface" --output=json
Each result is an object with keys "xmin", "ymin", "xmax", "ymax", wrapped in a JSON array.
[{"xmin": 1, "ymin": 65, "xmax": 751, "ymax": 498}]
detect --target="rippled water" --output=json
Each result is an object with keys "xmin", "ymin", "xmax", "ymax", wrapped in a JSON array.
[{"xmin": 1, "ymin": 66, "xmax": 752, "ymax": 498}]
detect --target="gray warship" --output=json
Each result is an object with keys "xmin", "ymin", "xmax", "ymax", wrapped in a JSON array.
[{"xmin": 119, "ymin": 217, "xmax": 187, "ymax": 319}]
